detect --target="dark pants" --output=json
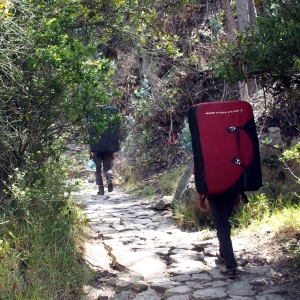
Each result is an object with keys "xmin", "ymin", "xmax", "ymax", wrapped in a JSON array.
[
  {"xmin": 208, "ymin": 192, "xmax": 238, "ymax": 269},
  {"xmin": 92, "ymin": 152, "xmax": 113, "ymax": 186}
]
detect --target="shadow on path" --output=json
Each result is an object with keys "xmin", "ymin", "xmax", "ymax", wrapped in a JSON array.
[{"xmin": 74, "ymin": 180, "xmax": 297, "ymax": 300}]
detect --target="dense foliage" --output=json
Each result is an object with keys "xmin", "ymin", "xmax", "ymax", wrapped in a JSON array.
[
  {"xmin": 0, "ymin": 0, "xmax": 118, "ymax": 192},
  {"xmin": 0, "ymin": 0, "xmax": 300, "ymax": 297},
  {"xmin": 0, "ymin": 158, "xmax": 92, "ymax": 299},
  {"xmin": 0, "ymin": 1, "xmax": 118, "ymax": 298},
  {"xmin": 212, "ymin": 0, "xmax": 300, "ymax": 94}
]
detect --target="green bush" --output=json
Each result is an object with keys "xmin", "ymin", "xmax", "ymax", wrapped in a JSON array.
[
  {"xmin": 211, "ymin": 0, "xmax": 300, "ymax": 91},
  {"xmin": 0, "ymin": 157, "xmax": 92, "ymax": 299}
]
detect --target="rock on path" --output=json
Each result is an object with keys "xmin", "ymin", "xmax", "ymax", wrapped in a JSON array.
[{"xmin": 75, "ymin": 180, "xmax": 292, "ymax": 300}]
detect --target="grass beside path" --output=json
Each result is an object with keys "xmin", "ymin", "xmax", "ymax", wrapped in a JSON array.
[
  {"xmin": 123, "ymin": 163, "xmax": 189, "ymax": 200},
  {"xmin": 0, "ymin": 159, "xmax": 93, "ymax": 299}
]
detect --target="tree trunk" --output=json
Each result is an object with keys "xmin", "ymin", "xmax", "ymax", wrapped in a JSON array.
[
  {"xmin": 191, "ymin": 2, "xmax": 203, "ymax": 70},
  {"xmin": 237, "ymin": 0, "xmax": 250, "ymax": 31},
  {"xmin": 236, "ymin": 0, "xmax": 258, "ymax": 98},
  {"xmin": 220, "ymin": 0, "xmax": 238, "ymax": 40}
]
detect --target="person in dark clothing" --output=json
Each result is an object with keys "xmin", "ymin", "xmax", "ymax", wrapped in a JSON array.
[
  {"xmin": 89, "ymin": 150, "xmax": 115, "ymax": 195},
  {"xmin": 196, "ymin": 185, "xmax": 240, "ymax": 278},
  {"xmin": 88, "ymin": 106, "xmax": 120, "ymax": 195}
]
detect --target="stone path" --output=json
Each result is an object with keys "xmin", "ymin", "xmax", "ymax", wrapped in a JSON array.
[{"xmin": 75, "ymin": 180, "xmax": 293, "ymax": 300}]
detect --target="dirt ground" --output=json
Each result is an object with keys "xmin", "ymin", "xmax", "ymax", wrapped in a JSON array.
[{"xmin": 235, "ymin": 227, "xmax": 300, "ymax": 299}]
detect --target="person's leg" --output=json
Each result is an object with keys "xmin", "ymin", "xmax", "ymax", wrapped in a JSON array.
[
  {"xmin": 103, "ymin": 152, "xmax": 114, "ymax": 192},
  {"xmin": 208, "ymin": 193, "xmax": 237, "ymax": 269},
  {"xmin": 93, "ymin": 152, "xmax": 104, "ymax": 195}
]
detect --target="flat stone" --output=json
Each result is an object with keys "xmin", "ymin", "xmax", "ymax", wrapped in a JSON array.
[
  {"xmin": 108, "ymin": 291, "xmax": 132, "ymax": 300},
  {"xmin": 113, "ymin": 225, "xmax": 135, "ymax": 232},
  {"xmin": 207, "ymin": 268, "xmax": 227, "ymax": 280},
  {"xmin": 82, "ymin": 285, "xmax": 113, "ymax": 300},
  {"xmin": 227, "ymin": 282, "xmax": 256, "ymax": 296},
  {"xmin": 203, "ymin": 256, "xmax": 220, "ymax": 267},
  {"xmin": 170, "ymin": 248, "xmax": 198, "ymax": 255},
  {"xmin": 191, "ymin": 273, "xmax": 212, "ymax": 282},
  {"xmin": 120, "ymin": 237, "xmax": 140, "ymax": 245},
  {"xmin": 258, "ymin": 286, "xmax": 288, "ymax": 295},
  {"xmin": 115, "ymin": 280, "xmax": 132, "ymax": 293},
  {"xmin": 202, "ymin": 280, "xmax": 230, "ymax": 288},
  {"xmin": 131, "ymin": 281, "xmax": 149, "ymax": 293},
  {"xmin": 164, "ymin": 286, "xmax": 191, "ymax": 298},
  {"xmin": 167, "ymin": 261, "xmax": 208, "ymax": 275},
  {"xmin": 155, "ymin": 248, "xmax": 170, "ymax": 258},
  {"xmin": 101, "ymin": 217, "xmax": 121, "ymax": 223},
  {"xmin": 242, "ymin": 265, "xmax": 278, "ymax": 277},
  {"xmin": 150, "ymin": 222, "xmax": 160, "ymax": 227},
  {"xmin": 137, "ymin": 241, "xmax": 146, "ymax": 245},
  {"xmin": 169, "ymin": 253, "xmax": 199, "ymax": 263},
  {"xmin": 174, "ymin": 243, "xmax": 195, "ymax": 250},
  {"xmin": 130, "ymin": 223, "xmax": 148, "ymax": 230},
  {"xmin": 133, "ymin": 211, "xmax": 155, "ymax": 218},
  {"xmin": 255, "ymin": 295, "xmax": 286, "ymax": 300},
  {"xmin": 160, "ymin": 211, "xmax": 173, "ymax": 218},
  {"xmin": 107, "ymin": 248, "xmax": 167, "ymax": 281},
  {"xmin": 249, "ymin": 277, "xmax": 274, "ymax": 286},
  {"xmin": 106, "ymin": 278, "xmax": 117, "ymax": 287},
  {"xmin": 184, "ymin": 281, "xmax": 196, "ymax": 288},
  {"xmin": 203, "ymin": 244, "xmax": 219, "ymax": 256},
  {"xmin": 193, "ymin": 288, "xmax": 228, "ymax": 299},
  {"xmin": 133, "ymin": 218, "xmax": 152, "ymax": 225},
  {"xmin": 84, "ymin": 241, "xmax": 110, "ymax": 268},
  {"xmin": 133, "ymin": 288, "xmax": 161, "ymax": 300},
  {"xmin": 97, "ymin": 296, "xmax": 109, "ymax": 300},
  {"xmin": 166, "ymin": 295, "xmax": 190, "ymax": 300},
  {"xmin": 118, "ymin": 273, "xmax": 144, "ymax": 282},
  {"xmin": 231, "ymin": 239, "xmax": 249, "ymax": 252},
  {"xmin": 96, "ymin": 227, "xmax": 116, "ymax": 234},
  {"xmin": 229, "ymin": 296, "xmax": 254, "ymax": 300},
  {"xmin": 153, "ymin": 196, "xmax": 173, "ymax": 210},
  {"xmin": 150, "ymin": 216, "xmax": 164, "ymax": 222},
  {"xmin": 191, "ymin": 240, "xmax": 214, "ymax": 248},
  {"xmin": 170, "ymin": 274, "xmax": 192, "ymax": 282},
  {"xmin": 150, "ymin": 282, "xmax": 180, "ymax": 294}
]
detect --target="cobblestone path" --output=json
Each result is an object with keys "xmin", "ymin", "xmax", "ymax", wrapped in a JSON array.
[{"xmin": 75, "ymin": 180, "xmax": 295, "ymax": 300}]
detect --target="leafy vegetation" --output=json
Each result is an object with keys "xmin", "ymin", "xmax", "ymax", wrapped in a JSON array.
[
  {"xmin": 0, "ymin": 1, "xmax": 118, "ymax": 298},
  {"xmin": 0, "ymin": 157, "xmax": 92, "ymax": 299},
  {"xmin": 0, "ymin": 0, "xmax": 119, "ymax": 187},
  {"xmin": 281, "ymin": 142, "xmax": 300, "ymax": 164},
  {"xmin": 124, "ymin": 163, "xmax": 189, "ymax": 199},
  {"xmin": 173, "ymin": 200, "xmax": 209, "ymax": 230},
  {"xmin": 212, "ymin": 0, "xmax": 300, "ymax": 94},
  {"xmin": 1, "ymin": 0, "xmax": 300, "ymax": 297},
  {"xmin": 231, "ymin": 192, "xmax": 299, "ymax": 228}
]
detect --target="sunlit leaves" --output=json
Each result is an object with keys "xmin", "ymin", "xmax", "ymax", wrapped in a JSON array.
[
  {"xmin": 281, "ymin": 142, "xmax": 300, "ymax": 163},
  {"xmin": 0, "ymin": 0, "xmax": 119, "ymax": 183},
  {"xmin": 211, "ymin": 0, "xmax": 300, "ymax": 87}
]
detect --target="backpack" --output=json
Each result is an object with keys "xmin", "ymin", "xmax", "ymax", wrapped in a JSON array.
[
  {"xmin": 188, "ymin": 100, "xmax": 262, "ymax": 202},
  {"xmin": 88, "ymin": 106, "xmax": 120, "ymax": 153}
]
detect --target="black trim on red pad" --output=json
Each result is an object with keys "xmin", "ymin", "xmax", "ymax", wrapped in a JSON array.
[
  {"xmin": 188, "ymin": 101, "xmax": 262, "ymax": 196},
  {"xmin": 188, "ymin": 106, "xmax": 208, "ymax": 194}
]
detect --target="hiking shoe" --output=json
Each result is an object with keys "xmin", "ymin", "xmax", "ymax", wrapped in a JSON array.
[
  {"xmin": 220, "ymin": 266, "xmax": 237, "ymax": 279},
  {"xmin": 97, "ymin": 185, "xmax": 104, "ymax": 195},
  {"xmin": 108, "ymin": 181, "xmax": 113, "ymax": 192},
  {"xmin": 216, "ymin": 253, "xmax": 226, "ymax": 264}
]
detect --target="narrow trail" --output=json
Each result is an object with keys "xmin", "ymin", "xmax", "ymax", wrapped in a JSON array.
[{"xmin": 75, "ymin": 180, "xmax": 295, "ymax": 300}]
